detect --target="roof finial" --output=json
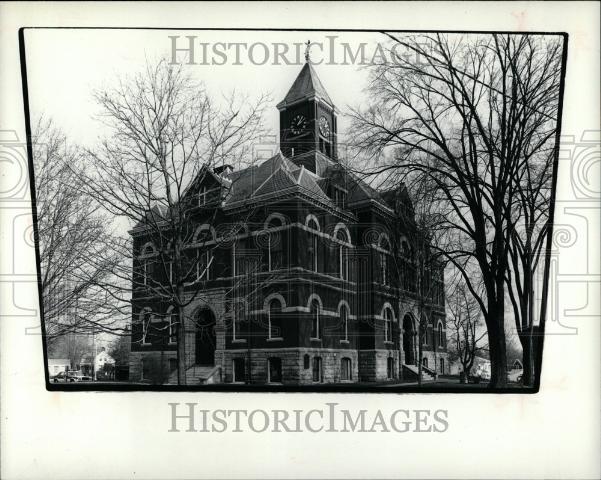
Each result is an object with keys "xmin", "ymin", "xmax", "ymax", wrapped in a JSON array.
[{"xmin": 304, "ymin": 40, "xmax": 311, "ymax": 63}]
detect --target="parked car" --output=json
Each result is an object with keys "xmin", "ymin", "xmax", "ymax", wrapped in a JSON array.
[
  {"xmin": 52, "ymin": 371, "xmax": 74, "ymax": 383},
  {"xmin": 51, "ymin": 370, "xmax": 91, "ymax": 383},
  {"xmin": 68, "ymin": 370, "xmax": 92, "ymax": 382}
]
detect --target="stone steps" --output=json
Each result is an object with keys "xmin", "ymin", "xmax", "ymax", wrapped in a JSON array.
[
  {"xmin": 402, "ymin": 363, "xmax": 436, "ymax": 382},
  {"xmin": 168, "ymin": 364, "xmax": 221, "ymax": 385}
]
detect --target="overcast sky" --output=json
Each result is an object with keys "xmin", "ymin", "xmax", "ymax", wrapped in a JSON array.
[{"xmin": 24, "ymin": 29, "xmax": 389, "ymax": 151}]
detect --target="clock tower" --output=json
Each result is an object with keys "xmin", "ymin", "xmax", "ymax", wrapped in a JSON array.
[{"xmin": 277, "ymin": 60, "xmax": 338, "ymax": 175}]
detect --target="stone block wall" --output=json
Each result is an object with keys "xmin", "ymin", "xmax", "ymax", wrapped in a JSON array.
[
  {"xmin": 358, "ymin": 349, "xmax": 400, "ymax": 382},
  {"xmin": 219, "ymin": 348, "xmax": 359, "ymax": 385},
  {"xmin": 129, "ymin": 350, "xmax": 177, "ymax": 384}
]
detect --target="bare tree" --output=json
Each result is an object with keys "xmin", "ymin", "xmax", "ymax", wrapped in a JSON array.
[
  {"xmin": 33, "ymin": 118, "xmax": 122, "ymax": 348},
  {"xmin": 506, "ymin": 147, "xmax": 555, "ymax": 386},
  {"xmin": 48, "ymin": 333, "xmax": 91, "ymax": 372},
  {"xmin": 366, "ymin": 170, "xmax": 446, "ymax": 385},
  {"xmin": 349, "ymin": 33, "xmax": 563, "ymax": 387},
  {"xmin": 446, "ymin": 275, "xmax": 487, "ymax": 383},
  {"xmin": 79, "ymin": 60, "xmax": 269, "ymax": 385}
]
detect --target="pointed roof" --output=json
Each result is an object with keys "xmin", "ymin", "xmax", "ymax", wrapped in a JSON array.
[{"xmin": 277, "ymin": 62, "xmax": 334, "ymax": 109}]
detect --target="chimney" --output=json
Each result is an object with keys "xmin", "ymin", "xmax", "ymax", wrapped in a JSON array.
[{"xmin": 213, "ymin": 165, "xmax": 233, "ymax": 176}]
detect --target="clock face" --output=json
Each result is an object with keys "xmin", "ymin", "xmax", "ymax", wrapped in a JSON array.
[
  {"xmin": 290, "ymin": 114, "xmax": 307, "ymax": 135},
  {"xmin": 319, "ymin": 116, "xmax": 331, "ymax": 137}
]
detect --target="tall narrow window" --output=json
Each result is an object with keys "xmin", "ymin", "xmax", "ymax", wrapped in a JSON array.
[
  {"xmin": 384, "ymin": 308, "xmax": 393, "ymax": 342},
  {"xmin": 140, "ymin": 244, "xmax": 155, "ymax": 287},
  {"xmin": 341, "ymin": 358, "xmax": 352, "ymax": 381},
  {"xmin": 141, "ymin": 310, "xmax": 152, "ymax": 345},
  {"xmin": 266, "ymin": 217, "xmax": 284, "ymax": 271},
  {"xmin": 312, "ymin": 357, "xmax": 322, "ymax": 382},
  {"xmin": 233, "ymin": 304, "xmax": 244, "ymax": 341},
  {"xmin": 387, "ymin": 357, "xmax": 394, "ymax": 379},
  {"xmin": 422, "ymin": 357, "xmax": 428, "ymax": 368},
  {"xmin": 340, "ymin": 305, "xmax": 349, "ymax": 341},
  {"xmin": 310, "ymin": 299, "xmax": 320, "ymax": 339},
  {"xmin": 198, "ymin": 186, "xmax": 207, "ymax": 206},
  {"xmin": 379, "ymin": 236, "xmax": 390, "ymax": 286},
  {"xmin": 233, "ymin": 358, "xmax": 245, "ymax": 383},
  {"xmin": 438, "ymin": 322, "xmax": 444, "ymax": 347},
  {"xmin": 336, "ymin": 228, "xmax": 349, "ymax": 280},
  {"xmin": 307, "ymin": 217, "xmax": 319, "ymax": 272},
  {"xmin": 440, "ymin": 358, "xmax": 445, "ymax": 374},
  {"xmin": 197, "ymin": 250, "xmax": 212, "ymax": 280},
  {"xmin": 196, "ymin": 227, "xmax": 214, "ymax": 281},
  {"xmin": 168, "ymin": 309, "xmax": 177, "ymax": 344},
  {"xmin": 268, "ymin": 357, "xmax": 282, "ymax": 383},
  {"xmin": 268, "ymin": 299, "xmax": 282, "ymax": 339}
]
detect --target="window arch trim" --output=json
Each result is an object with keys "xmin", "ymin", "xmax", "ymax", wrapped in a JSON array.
[
  {"xmin": 305, "ymin": 214, "xmax": 321, "ymax": 232},
  {"xmin": 332, "ymin": 222, "xmax": 352, "ymax": 246},
  {"xmin": 193, "ymin": 224, "xmax": 216, "ymax": 244},
  {"xmin": 263, "ymin": 293, "xmax": 286, "ymax": 312},
  {"xmin": 264, "ymin": 212, "xmax": 288, "ymax": 230}
]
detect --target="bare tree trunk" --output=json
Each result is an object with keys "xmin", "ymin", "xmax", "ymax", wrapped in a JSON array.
[
  {"xmin": 519, "ymin": 332, "xmax": 535, "ymax": 386},
  {"xmin": 176, "ymin": 290, "xmax": 187, "ymax": 386},
  {"xmin": 487, "ymin": 304, "xmax": 507, "ymax": 388}
]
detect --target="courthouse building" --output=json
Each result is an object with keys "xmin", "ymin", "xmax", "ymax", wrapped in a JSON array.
[{"xmin": 129, "ymin": 61, "xmax": 448, "ymax": 385}]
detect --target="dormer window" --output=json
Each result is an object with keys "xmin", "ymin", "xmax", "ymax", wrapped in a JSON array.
[
  {"xmin": 331, "ymin": 185, "xmax": 347, "ymax": 209},
  {"xmin": 198, "ymin": 186, "xmax": 220, "ymax": 206},
  {"xmin": 199, "ymin": 186, "xmax": 208, "ymax": 206}
]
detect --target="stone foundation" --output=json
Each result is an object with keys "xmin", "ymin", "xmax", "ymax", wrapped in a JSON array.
[
  {"xmin": 219, "ymin": 348, "xmax": 359, "ymax": 385},
  {"xmin": 358, "ymin": 349, "xmax": 400, "ymax": 382},
  {"xmin": 129, "ymin": 350, "xmax": 177, "ymax": 384},
  {"xmin": 420, "ymin": 351, "xmax": 449, "ymax": 375}
]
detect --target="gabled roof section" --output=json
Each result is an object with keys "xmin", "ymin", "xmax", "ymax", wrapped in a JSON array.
[
  {"xmin": 277, "ymin": 62, "xmax": 334, "ymax": 109},
  {"xmin": 323, "ymin": 163, "xmax": 391, "ymax": 210}
]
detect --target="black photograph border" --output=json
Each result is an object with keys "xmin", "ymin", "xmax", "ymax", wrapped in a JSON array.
[{"xmin": 19, "ymin": 26, "xmax": 569, "ymax": 394}]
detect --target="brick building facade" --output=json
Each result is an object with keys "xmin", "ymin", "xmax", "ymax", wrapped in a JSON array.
[{"xmin": 129, "ymin": 61, "xmax": 448, "ymax": 385}]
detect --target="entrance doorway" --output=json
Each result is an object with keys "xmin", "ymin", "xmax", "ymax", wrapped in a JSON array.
[
  {"xmin": 195, "ymin": 308, "xmax": 216, "ymax": 365},
  {"xmin": 402, "ymin": 314, "xmax": 416, "ymax": 365}
]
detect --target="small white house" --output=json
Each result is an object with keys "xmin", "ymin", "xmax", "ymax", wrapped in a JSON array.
[
  {"xmin": 48, "ymin": 358, "xmax": 70, "ymax": 375},
  {"xmin": 95, "ymin": 347, "xmax": 115, "ymax": 373}
]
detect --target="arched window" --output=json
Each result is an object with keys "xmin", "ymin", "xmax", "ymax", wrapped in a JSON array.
[
  {"xmin": 140, "ymin": 243, "xmax": 156, "ymax": 287},
  {"xmin": 440, "ymin": 358, "xmax": 445, "ymax": 374},
  {"xmin": 421, "ymin": 317, "xmax": 429, "ymax": 346},
  {"xmin": 336, "ymin": 228, "xmax": 349, "ymax": 280},
  {"xmin": 438, "ymin": 322, "xmax": 444, "ymax": 347},
  {"xmin": 340, "ymin": 304, "xmax": 349, "ymax": 341},
  {"xmin": 140, "ymin": 309, "xmax": 152, "ymax": 345},
  {"xmin": 266, "ymin": 217, "xmax": 284, "ymax": 271},
  {"xmin": 379, "ymin": 235, "xmax": 390, "ymax": 286},
  {"xmin": 384, "ymin": 307, "xmax": 394, "ymax": 342},
  {"xmin": 310, "ymin": 299, "xmax": 321, "ymax": 339},
  {"xmin": 268, "ymin": 299, "xmax": 282, "ymax": 339},
  {"xmin": 307, "ymin": 216, "xmax": 320, "ymax": 272},
  {"xmin": 195, "ymin": 226, "xmax": 214, "ymax": 281},
  {"xmin": 233, "ymin": 303, "xmax": 245, "ymax": 341},
  {"xmin": 422, "ymin": 357, "xmax": 428, "ymax": 368}
]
